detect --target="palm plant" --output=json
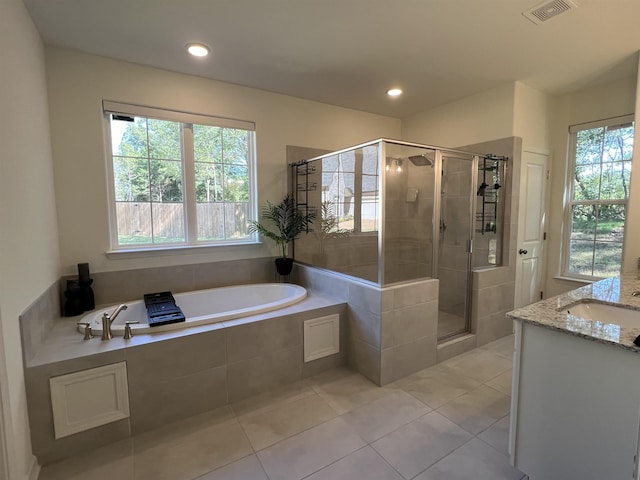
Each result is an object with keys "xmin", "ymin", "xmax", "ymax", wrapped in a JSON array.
[{"xmin": 248, "ymin": 194, "xmax": 315, "ymax": 259}]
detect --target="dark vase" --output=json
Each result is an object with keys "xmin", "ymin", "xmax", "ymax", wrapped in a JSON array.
[{"xmin": 275, "ymin": 257, "xmax": 294, "ymax": 276}]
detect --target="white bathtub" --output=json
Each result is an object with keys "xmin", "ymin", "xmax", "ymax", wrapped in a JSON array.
[{"xmin": 78, "ymin": 283, "xmax": 307, "ymax": 336}]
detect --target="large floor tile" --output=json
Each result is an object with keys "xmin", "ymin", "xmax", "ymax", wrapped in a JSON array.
[
  {"xmin": 257, "ymin": 417, "xmax": 366, "ymax": 480},
  {"xmin": 479, "ymin": 335, "xmax": 515, "ymax": 360},
  {"xmin": 396, "ymin": 364, "xmax": 482, "ymax": 409},
  {"xmin": 238, "ymin": 392, "xmax": 338, "ymax": 450},
  {"xmin": 230, "ymin": 379, "xmax": 315, "ymax": 417},
  {"xmin": 195, "ymin": 454, "xmax": 269, "ymax": 480},
  {"xmin": 486, "ymin": 369, "xmax": 513, "ymax": 396},
  {"xmin": 414, "ymin": 437, "xmax": 525, "ymax": 480},
  {"xmin": 440, "ymin": 349, "xmax": 512, "ymax": 383},
  {"xmin": 311, "ymin": 372, "xmax": 400, "ymax": 414},
  {"xmin": 371, "ymin": 411, "xmax": 472, "ymax": 479},
  {"xmin": 436, "ymin": 385, "xmax": 511, "ymax": 435},
  {"xmin": 478, "ymin": 415, "xmax": 511, "ymax": 455},
  {"xmin": 342, "ymin": 390, "xmax": 431, "ymax": 442},
  {"xmin": 38, "ymin": 439, "xmax": 133, "ymax": 480},
  {"xmin": 305, "ymin": 446, "xmax": 403, "ymax": 480},
  {"xmin": 133, "ymin": 409, "xmax": 253, "ymax": 480}
]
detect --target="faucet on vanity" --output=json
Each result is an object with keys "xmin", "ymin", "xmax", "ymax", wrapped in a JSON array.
[{"xmin": 101, "ymin": 304, "xmax": 128, "ymax": 341}]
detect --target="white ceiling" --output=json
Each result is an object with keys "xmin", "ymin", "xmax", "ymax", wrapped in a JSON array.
[{"xmin": 24, "ymin": 0, "xmax": 640, "ymax": 118}]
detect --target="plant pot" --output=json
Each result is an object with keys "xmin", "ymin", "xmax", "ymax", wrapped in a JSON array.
[{"xmin": 275, "ymin": 257, "xmax": 294, "ymax": 276}]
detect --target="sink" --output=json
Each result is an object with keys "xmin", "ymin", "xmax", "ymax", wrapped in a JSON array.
[{"xmin": 565, "ymin": 302, "xmax": 640, "ymax": 328}]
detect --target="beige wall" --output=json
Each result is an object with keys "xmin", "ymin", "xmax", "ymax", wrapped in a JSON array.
[
  {"xmin": 513, "ymin": 81, "xmax": 551, "ymax": 151},
  {"xmin": 401, "ymin": 83, "xmax": 516, "ymax": 147},
  {"xmin": 45, "ymin": 47, "xmax": 401, "ymax": 275},
  {"xmin": 0, "ymin": 1, "xmax": 61, "ymax": 478},
  {"xmin": 545, "ymin": 75, "xmax": 637, "ymax": 297}
]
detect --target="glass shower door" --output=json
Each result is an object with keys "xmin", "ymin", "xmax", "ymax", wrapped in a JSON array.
[{"xmin": 437, "ymin": 153, "xmax": 476, "ymax": 341}]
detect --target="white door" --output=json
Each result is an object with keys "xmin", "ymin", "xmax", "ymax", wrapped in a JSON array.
[{"xmin": 515, "ymin": 151, "xmax": 549, "ymax": 308}]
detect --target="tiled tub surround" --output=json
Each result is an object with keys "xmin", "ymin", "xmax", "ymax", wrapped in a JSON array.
[
  {"xmin": 21, "ymin": 276, "xmax": 346, "ymax": 465},
  {"xmin": 507, "ymin": 273, "xmax": 640, "ymax": 351}
]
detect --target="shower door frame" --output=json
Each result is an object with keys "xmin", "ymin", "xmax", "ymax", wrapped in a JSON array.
[{"xmin": 434, "ymin": 152, "xmax": 480, "ymax": 342}]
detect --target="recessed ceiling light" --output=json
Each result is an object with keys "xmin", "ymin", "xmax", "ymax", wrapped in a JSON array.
[
  {"xmin": 186, "ymin": 43, "xmax": 210, "ymax": 57},
  {"xmin": 387, "ymin": 88, "xmax": 403, "ymax": 97}
]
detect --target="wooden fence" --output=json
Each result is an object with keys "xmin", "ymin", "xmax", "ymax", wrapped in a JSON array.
[{"xmin": 116, "ymin": 202, "xmax": 249, "ymax": 241}]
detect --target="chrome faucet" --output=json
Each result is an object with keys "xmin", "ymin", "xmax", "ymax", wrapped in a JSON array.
[{"xmin": 101, "ymin": 304, "xmax": 128, "ymax": 341}]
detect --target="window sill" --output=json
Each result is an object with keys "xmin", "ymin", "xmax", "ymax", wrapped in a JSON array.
[
  {"xmin": 553, "ymin": 275, "xmax": 597, "ymax": 285},
  {"xmin": 105, "ymin": 241, "xmax": 262, "ymax": 259}
]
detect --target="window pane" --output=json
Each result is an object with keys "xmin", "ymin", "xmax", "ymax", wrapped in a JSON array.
[
  {"xmin": 113, "ymin": 157, "xmax": 150, "ymax": 202},
  {"xmin": 148, "ymin": 119, "xmax": 181, "ymax": 160},
  {"xmin": 116, "ymin": 202, "xmax": 152, "ymax": 244},
  {"xmin": 575, "ymin": 128, "xmax": 604, "ymax": 165},
  {"xmin": 570, "ymin": 205, "xmax": 596, "ymax": 241},
  {"xmin": 596, "ymin": 204, "xmax": 625, "ymax": 243},
  {"xmin": 197, "ymin": 203, "xmax": 225, "ymax": 241},
  {"xmin": 603, "ymin": 124, "xmax": 634, "ymax": 161},
  {"xmin": 593, "ymin": 242, "xmax": 623, "ymax": 278},
  {"xmin": 195, "ymin": 163, "xmax": 223, "ymax": 202},
  {"xmin": 193, "ymin": 125, "xmax": 222, "ymax": 163},
  {"xmin": 600, "ymin": 162, "xmax": 631, "ymax": 200},
  {"xmin": 152, "ymin": 203, "xmax": 185, "ymax": 243},
  {"xmin": 150, "ymin": 160, "xmax": 183, "ymax": 202},
  {"xmin": 223, "ymin": 129, "xmax": 249, "ymax": 165},
  {"xmin": 573, "ymin": 164, "xmax": 600, "ymax": 201},
  {"xmin": 568, "ymin": 241, "xmax": 594, "ymax": 276},
  {"xmin": 224, "ymin": 203, "xmax": 249, "ymax": 239},
  {"xmin": 112, "ymin": 117, "xmax": 148, "ymax": 158},
  {"xmin": 224, "ymin": 165, "xmax": 249, "ymax": 202}
]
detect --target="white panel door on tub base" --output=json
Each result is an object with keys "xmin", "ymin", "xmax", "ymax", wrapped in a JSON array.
[{"xmin": 510, "ymin": 321, "xmax": 640, "ymax": 480}]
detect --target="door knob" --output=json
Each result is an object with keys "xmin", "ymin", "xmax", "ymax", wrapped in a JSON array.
[{"xmin": 519, "ymin": 249, "xmax": 528, "ymax": 255}]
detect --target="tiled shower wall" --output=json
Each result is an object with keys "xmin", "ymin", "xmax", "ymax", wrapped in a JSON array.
[
  {"xmin": 294, "ymin": 264, "xmax": 439, "ymax": 386},
  {"xmin": 384, "ymin": 161, "xmax": 434, "ymax": 284}
]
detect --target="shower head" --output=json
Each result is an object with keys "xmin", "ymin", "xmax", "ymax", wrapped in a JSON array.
[{"xmin": 408, "ymin": 154, "xmax": 434, "ymax": 167}]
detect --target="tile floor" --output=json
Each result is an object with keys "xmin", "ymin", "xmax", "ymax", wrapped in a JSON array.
[{"xmin": 39, "ymin": 335, "xmax": 527, "ymax": 480}]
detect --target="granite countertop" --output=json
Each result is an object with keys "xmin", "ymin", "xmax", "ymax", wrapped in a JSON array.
[{"xmin": 507, "ymin": 273, "xmax": 640, "ymax": 352}]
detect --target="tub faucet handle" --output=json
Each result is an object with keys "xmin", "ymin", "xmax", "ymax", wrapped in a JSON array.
[
  {"xmin": 632, "ymin": 290, "xmax": 640, "ymax": 297},
  {"xmin": 76, "ymin": 322, "xmax": 93, "ymax": 340},
  {"xmin": 123, "ymin": 321, "xmax": 139, "ymax": 340}
]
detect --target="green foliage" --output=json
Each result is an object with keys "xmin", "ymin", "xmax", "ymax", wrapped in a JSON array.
[
  {"xmin": 573, "ymin": 124, "xmax": 634, "ymax": 222},
  {"xmin": 113, "ymin": 117, "xmax": 251, "ymax": 205},
  {"xmin": 248, "ymin": 194, "xmax": 316, "ymax": 258}
]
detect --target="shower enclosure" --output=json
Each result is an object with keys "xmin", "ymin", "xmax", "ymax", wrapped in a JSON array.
[{"xmin": 293, "ymin": 139, "xmax": 506, "ymax": 342}]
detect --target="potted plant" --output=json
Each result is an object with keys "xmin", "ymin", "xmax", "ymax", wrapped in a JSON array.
[{"xmin": 249, "ymin": 194, "xmax": 315, "ymax": 276}]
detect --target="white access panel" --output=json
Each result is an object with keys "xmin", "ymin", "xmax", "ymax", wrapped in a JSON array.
[
  {"xmin": 50, "ymin": 362, "xmax": 130, "ymax": 439},
  {"xmin": 304, "ymin": 314, "xmax": 340, "ymax": 362}
]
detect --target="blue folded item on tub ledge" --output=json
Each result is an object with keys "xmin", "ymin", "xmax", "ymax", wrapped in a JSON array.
[{"xmin": 143, "ymin": 291, "xmax": 186, "ymax": 327}]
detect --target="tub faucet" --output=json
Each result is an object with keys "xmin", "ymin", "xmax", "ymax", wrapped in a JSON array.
[{"xmin": 101, "ymin": 304, "xmax": 128, "ymax": 341}]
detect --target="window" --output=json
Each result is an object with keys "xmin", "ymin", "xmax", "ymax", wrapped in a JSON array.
[
  {"xmin": 103, "ymin": 102, "xmax": 257, "ymax": 250},
  {"xmin": 563, "ymin": 115, "xmax": 634, "ymax": 278}
]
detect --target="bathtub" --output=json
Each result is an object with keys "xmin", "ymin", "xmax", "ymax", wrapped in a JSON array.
[{"xmin": 78, "ymin": 283, "xmax": 307, "ymax": 336}]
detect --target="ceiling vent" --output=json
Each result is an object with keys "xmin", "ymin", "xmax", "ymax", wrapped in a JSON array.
[{"xmin": 523, "ymin": 0, "xmax": 579, "ymax": 25}]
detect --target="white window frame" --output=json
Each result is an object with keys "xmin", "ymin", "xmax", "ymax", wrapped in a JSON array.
[
  {"xmin": 103, "ymin": 101, "xmax": 258, "ymax": 252},
  {"xmin": 561, "ymin": 114, "xmax": 634, "ymax": 280}
]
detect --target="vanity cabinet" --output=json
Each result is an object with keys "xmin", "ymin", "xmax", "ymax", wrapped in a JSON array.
[{"xmin": 510, "ymin": 320, "xmax": 640, "ymax": 480}]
